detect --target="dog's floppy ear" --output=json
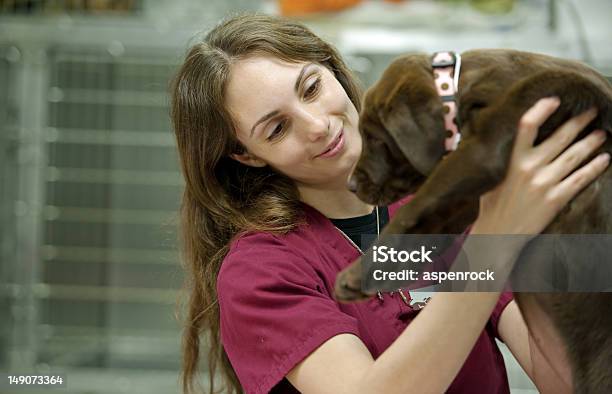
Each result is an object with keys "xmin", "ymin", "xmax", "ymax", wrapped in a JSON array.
[{"xmin": 372, "ymin": 54, "xmax": 447, "ymax": 176}]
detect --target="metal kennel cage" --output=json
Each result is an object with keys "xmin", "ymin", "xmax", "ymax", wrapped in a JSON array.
[{"xmin": 0, "ymin": 41, "xmax": 188, "ymax": 393}]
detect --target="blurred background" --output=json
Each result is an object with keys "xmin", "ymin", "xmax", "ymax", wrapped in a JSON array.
[{"xmin": 0, "ymin": 0, "xmax": 610, "ymax": 393}]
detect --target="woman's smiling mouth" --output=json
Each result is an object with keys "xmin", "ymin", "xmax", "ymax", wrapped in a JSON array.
[{"xmin": 316, "ymin": 129, "xmax": 345, "ymax": 159}]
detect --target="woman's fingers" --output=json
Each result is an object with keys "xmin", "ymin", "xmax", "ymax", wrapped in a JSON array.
[
  {"xmin": 536, "ymin": 129, "xmax": 607, "ymax": 185},
  {"xmin": 547, "ymin": 152, "xmax": 610, "ymax": 207},
  {"xmin": 514, "ymin": 97, "xmax": 561, "ymax": 154},
  {"xmin": 532, "ymin": 107, "xmax": 599, "ymax": 165},
  {"xmin": 476, "ymin": 97, "xmax": 609, "ymax": 236}
]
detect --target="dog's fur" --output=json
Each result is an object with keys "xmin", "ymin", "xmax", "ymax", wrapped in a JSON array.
[{"xmin": 333, "ymin": 49, "xmax": 612, "ymax": 393}]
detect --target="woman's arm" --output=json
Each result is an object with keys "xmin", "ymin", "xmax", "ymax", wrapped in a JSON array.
[
  {"xmin": 288, "ymin": 292, "xmax": 507, "ymax": 394},
  {"xmin": 287, "ymin": 98, "xmax": 609, "ymax": 394},
  {"xmin": 497, "ymin": 300, "xmax": 533, "ymax": 381},
  {"xmin": 289, "ymin": 240, "xmax": 517, "ymax": 394},
  {"xmin": 498, "ymin": 300, "xmax": 572, "ymax": 393}
]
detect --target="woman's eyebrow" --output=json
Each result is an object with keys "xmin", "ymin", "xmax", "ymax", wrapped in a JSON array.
[{"xmin": 249, "ymin": 62, "xmax": 316, "ymax": 138}]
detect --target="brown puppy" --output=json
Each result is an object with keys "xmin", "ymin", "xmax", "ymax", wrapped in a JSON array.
[{"xmin": 334, "ymin": 49, "xmax": 612, "ymax": 393}]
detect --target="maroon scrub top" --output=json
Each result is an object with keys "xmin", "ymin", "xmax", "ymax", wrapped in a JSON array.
[{"xmin": 217, "ymin": 196, "xmax": 513, "ymax": 394}]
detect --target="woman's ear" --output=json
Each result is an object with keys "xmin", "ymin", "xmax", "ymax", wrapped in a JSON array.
[{"xmin": 229, "ymin": 151, "xmax": 267, "ymax": 168}]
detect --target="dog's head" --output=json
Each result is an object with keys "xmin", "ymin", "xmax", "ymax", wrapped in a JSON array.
[{"xmin": 349, "ymin": 54, "xmax": 448, "ymax": 205}]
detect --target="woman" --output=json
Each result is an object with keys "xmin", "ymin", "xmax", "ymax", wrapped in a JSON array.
[{"xmin": 171, "ymin": 13, "xmax": 609, "ymax": 394}]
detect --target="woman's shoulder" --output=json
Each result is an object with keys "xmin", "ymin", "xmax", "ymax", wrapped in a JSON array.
[
  {"xmin": 219, "ymin": 225, "xmax": 323, "ymax": 290},
  {"xmin": 225, "ymin": 224, "xmax": 314, "ymax": 263},
  {"xmin": 226, "ymin": 230, "xmax": 288, "ymax": 258},
  {"xmin": 223, "ymin": 202, "xmax": 333, "ymax": 265}
]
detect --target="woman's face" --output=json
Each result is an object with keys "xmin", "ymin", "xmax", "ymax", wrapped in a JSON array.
[{"xmin": 226, "ymin": 55, "xmax": 362, "ymax": 189}]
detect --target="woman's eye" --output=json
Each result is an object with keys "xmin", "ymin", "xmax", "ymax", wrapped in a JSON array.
[
  {"xmin": 304, "ymin": 77, "xmax": 321, "ymax": 99},
  {"xmin": 267, "ymin": 120, "xmax": 286, "ymax": 141}
]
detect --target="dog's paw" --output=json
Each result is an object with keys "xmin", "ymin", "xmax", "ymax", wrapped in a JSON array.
[
  {"xmin": 334, "ymin": 259, "xmax": 374, "ymax": 302},
  {"xmin": 389, "ymin": 207, "xmax": 421, "ymax": 234}
]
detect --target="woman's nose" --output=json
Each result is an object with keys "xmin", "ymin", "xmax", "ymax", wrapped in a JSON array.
[{"xmin": 298, "ymin": 108, "xmax": 329, "ymax": 142}]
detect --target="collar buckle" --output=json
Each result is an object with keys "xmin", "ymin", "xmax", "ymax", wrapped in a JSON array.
[
  {"xmin": 431, "ymin": 52, "xmax": 457, "ymax": 68},
  {"xmin": 431, "ymin": 51, "xmax": 462, "ymax": 152}
]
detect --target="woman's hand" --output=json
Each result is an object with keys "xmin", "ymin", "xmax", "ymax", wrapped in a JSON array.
[{"xmin": 473, "ymin": 97, "xmax": 609, "ymax": 236}]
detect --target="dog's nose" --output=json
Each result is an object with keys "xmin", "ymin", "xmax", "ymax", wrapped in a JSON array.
[{"xmin": 347, "ymin": 176, "xmax": 358, "ymax": 193}]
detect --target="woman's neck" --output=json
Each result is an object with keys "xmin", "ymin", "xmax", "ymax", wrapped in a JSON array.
[{"xmin": 298, "ymin": 184, "xmax": 374, "ymax": 219}]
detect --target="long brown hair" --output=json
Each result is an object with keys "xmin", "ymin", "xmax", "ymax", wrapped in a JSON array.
[{"xmin": 170, "ymin": 12, "xmax": 362, "ymax": 394}]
